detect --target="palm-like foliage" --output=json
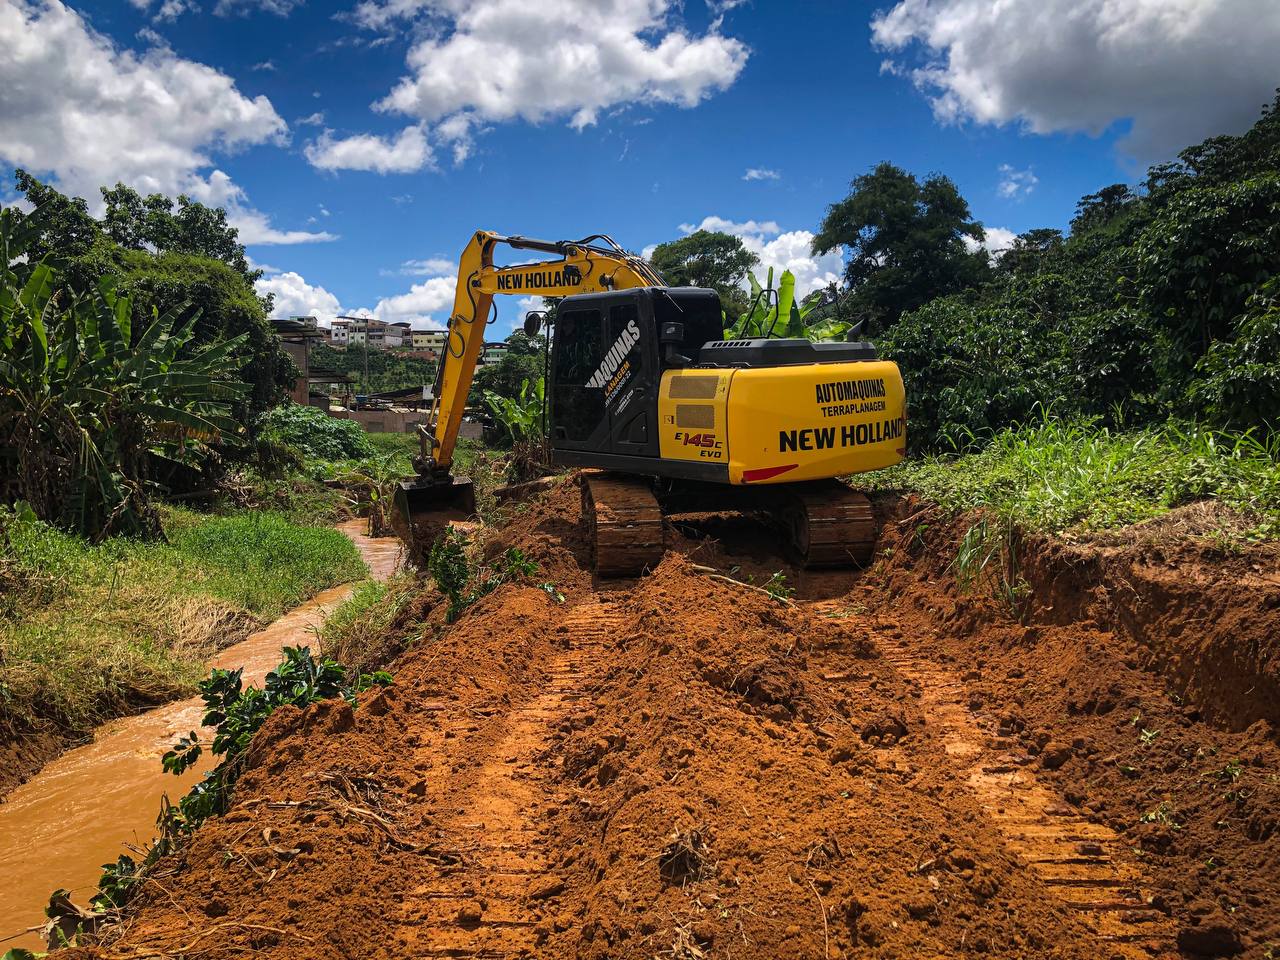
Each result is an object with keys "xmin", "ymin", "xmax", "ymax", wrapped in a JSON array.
[
  {"xmin": 0, "ymin": 204, "xmax": 247, "ymax": 539},
  {"xmin": 483, "ymin": 376, "xmax": 545, "ymax": 445},
  {"xmin": 724, "ymin": 267, "xmax": 848, "ymax": 341}
]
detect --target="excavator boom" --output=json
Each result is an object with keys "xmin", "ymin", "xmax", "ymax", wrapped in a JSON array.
[{"xmin": 391, "ymin": 231, "xmax": 660, "ymax": 556}]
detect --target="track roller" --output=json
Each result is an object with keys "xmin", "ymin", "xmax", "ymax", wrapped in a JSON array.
[
  {"xmin": 783, "ymin": 481, "xmax": 877, "ymax": 568},
  {"xmin": 581, "ymin": 474, "xmax": 665, "ymax": 578}
]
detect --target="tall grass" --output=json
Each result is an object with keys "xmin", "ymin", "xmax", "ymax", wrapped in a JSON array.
[
  {"xmin": 0, "ymin": 507, "xmax": 367, "ymax": 740},
  {"xmin": 870, "ymin": 415, "xmax": 1280, "ymax": 540}
]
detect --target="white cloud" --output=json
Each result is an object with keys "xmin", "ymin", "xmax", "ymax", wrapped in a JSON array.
[
  {"xmin": 377, "ymin": 1, "xmax": 747, "ymax": 129},
  {"xmin": 964, "ymin": 225, "xmax": 1017, "ymax": 254},
  {"xmin": 326, "ymin": 0, "xmax": 747, "ymax": 172},
  {"xmin": 214, "ymin": 0, "xmax": 304, "ymax": 15},
  {"xmin": 297, "ymin": 111, "xmax": 325, "ymax": 126},
  {"xmin": 304, "ymin": 126, "xmax": 433, "ymax": 174},
  {"xmin": 258, "ymin": 271, "xmax": 343, "ymax": 323},
  {"xmin": 676, "ymin": 216, "xmax": 844, "ymax": 299},
  {"xmin": 252, "ymin": 60, "xmax": 276, "ymax": 72},
  {"xmin": 680, "ymin": 215, "xmax": 780, "ymax": 237},
  {"xmin": 400, "ymin": 257, "xmax": 455, "ymax": 275},
  {"xmin": 996, "ymin": 163, "xmax": 1037, "ymax": 199},
  {"xmin": 742, "ymin": 167, "xmax": 780, "ymax": 181},
  {"xmin": 872, "ymin": 0, "xmax": 1280, "ymax": 161},
  {"xmin": 0, "ymin": 1, "xmax": 328, "ymax": 245},
  {"xmin": 371, "ymin": 275, "xmax": 456, "ymax": 327}
]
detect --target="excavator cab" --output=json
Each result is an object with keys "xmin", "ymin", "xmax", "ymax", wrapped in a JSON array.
[{"xmin": 547, "ymin": 287, "xmax": 722, "ymax": 463}]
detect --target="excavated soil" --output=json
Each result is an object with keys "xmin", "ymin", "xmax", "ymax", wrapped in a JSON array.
[{"xmin": 68, "ymin": 480, "xmax": 1279, "ymax": 959}]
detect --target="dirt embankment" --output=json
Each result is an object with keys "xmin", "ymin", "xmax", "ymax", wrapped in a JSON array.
[{"xmin": 69, "ymin": 481, "xmax": 1279, "ymax": 959}]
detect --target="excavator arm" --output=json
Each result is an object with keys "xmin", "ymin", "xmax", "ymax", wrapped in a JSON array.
[{"xmin": 392, "ymin": 230, "xmax": 663, "ymax": 555}]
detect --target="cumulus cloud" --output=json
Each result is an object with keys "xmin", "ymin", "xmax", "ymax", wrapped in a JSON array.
[
  {"xmin": 258, "ymin": 266, "xmax": 456, "ymax": 329},
  {"xmin": 305, "ymin": 126, "xmax": 433, "ymax": 174},
  {"xmin": 321, "ymin": 0, "xmax": 748, "ymax": 172},
  {"xmin": 371, "ymin": 275, "xmax": 456, "ymax": 327},
  {"xmin": 378, "ymin": 1, "xmax": 747, "ymax": 129},
  {"xmin": 997, "ymin": 163, "xmax": 1037, "ymax": 199},
  {"xmin": 257, "ymin": 271, "xmax": 344, "ymax": 323},
  {"xmin": 742, "ymin": 167, "xmax": 780, "ymax": 181},
  {"xmin": 676, "ymin": 216, "xmax": 844, "ymax": 299},
  {"xmin": 0, "ymin": 1, "xmax": 329, "ymax": 245},
  {"xmin": 964, "ymin": 225, "xmax": 1017, "ymax": 255},
  {"xmin": 872, "ymin": 0, "xmax": 1280, "ymax": 161}
]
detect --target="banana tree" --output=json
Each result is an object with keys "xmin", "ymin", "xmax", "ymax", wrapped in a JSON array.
[
  {"xmin": 724, "ymin": 268, "xmax": 840, "ymax": 341},
  {"xmin": 0, "ymin": 203, "xmax": 247, "ymax": 539},
  {"xmin": 483, "ymin": 377, "xmax": 545, "ymax": 445}
]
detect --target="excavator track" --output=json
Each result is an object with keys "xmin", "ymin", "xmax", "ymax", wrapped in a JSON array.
[
  {"xmin": 581, "ymin": 474, "xmax": 665, "ymax": 578},
  {"xmin": 783, "ymin": 481, "xmax": 877, "ymax": 568}
]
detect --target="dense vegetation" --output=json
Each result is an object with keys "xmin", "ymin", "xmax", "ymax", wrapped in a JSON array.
[
  {"xmin": 260, "ymin": 402, "xmax": 375, "ymax": 462},
  {"xmin": 311, "ymin": 341, "xmax": 436, "ymax": 395},
  {"xmin": 10, "ymin": 173, "xmax": 293, "ymax": 420},
  {"xmin": 877, "ymin": 96, "xmax": 1280, "ymax": 449},
  {"xmin": 1, "ymin": 208, "xmax": 251, "ymax": 539},
  {"xmin": 0, "ymin": 505, "xmax": 366, "ymax": 744}
]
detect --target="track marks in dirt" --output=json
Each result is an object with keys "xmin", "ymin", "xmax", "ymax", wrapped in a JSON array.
[
  {"xmin": 852, "ymin": 608, "xmax": 1177, "ymax": 958},
  {"xmin": 401, "ymin": 600, "xmax": 623, "ymax": 958}
]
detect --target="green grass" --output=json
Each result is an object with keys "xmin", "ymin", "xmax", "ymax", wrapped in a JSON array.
[
  {"xmin": 0, "ymin": 506, "xmax": 367, "ymax": 741},
  {"xmin": 229, "ymin": 468, "xmax": 353, "ymax": 527},
  {"xmin": 320, "ymin": 576, "xmax": 417, "ymax": 676},
  {"xmin": 365, "ymin": 431, "xmax": 419, "ymax": 459},
  {"xmin": 868, "ymin": 417, "xmax": 1280, "ymax": 541}
]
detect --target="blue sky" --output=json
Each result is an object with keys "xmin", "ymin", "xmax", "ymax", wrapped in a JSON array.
[{"xmin": 3, "ymin": 0, "xmax": 1277, "ymax": 332}]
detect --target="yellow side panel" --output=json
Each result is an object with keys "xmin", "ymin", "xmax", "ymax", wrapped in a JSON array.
[
  {"xmin": 725, "ymin": 361, "xmax": 907, "ymax": 484},
  {"xmin": 658, "ymin": 370, "xmax": 733, "ymax": 465}
]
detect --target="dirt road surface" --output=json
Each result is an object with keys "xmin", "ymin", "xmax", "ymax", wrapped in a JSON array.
[{"xmin": 65, "ymin": 483, "xmax": 1279, "ymax": 959}]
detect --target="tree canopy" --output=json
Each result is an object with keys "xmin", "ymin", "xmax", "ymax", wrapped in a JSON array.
[
  {"xmin": 647, "ymin": 229, "xmax": 757, "ymax": 315},
  {"xmin": 8, "ymin": 172, "xmax": 289, "ymax": 419},
  {"xmin": 882, "ymin": 92, "xmax": 1280, "ymax": 448},
  {"xmin": 813, "ymin": 162, "xmax": 989, "ymax": 330}
]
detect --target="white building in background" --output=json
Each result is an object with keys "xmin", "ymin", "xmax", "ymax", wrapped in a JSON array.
[
  {"xmin": 482, "ymin": 341, "xmax": 509, "ymax": 364},
  {"xmin": 384, "ymin": 321, "xmax": 412, "ymax": 348}
]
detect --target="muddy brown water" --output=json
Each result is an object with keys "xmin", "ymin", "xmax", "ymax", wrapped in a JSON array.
[{"xmin": 0, "ymin": 519, "xmax": 401, "ymax": 951}]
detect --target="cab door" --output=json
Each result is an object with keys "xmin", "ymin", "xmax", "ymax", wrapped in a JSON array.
[
  {"xmin": 605, "ymin": 299, "xmax": 658, "ymax": 458},
  {"xmin": 549, "ymin": 305, "xmax": 610, "ymax": 453}
]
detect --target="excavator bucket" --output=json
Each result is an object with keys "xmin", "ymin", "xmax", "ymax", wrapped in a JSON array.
[{"xmin": 391, "ymin": 477, "xmax": 476, "ymax": 566}]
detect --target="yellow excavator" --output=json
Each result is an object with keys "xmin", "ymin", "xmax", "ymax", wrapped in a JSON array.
[{"xmin": 391, "ymin": 230, "xmax": 907, "ymax": 576}]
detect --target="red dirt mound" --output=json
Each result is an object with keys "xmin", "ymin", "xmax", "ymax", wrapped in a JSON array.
[
  {"xmin": 66, "ymin": 484, "xmax": 1280, "ymax": 959},
  {"xmin": 865, "ymin": 500, "xmax": 1280, "ymax": 957}
]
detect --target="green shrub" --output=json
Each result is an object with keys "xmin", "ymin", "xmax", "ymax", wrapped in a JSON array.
[
  {"xmin": 259, "ymin": 404, "xmax": 374, "ymax": 462},
  {"xmin": 869, "ymin": 415, "xmax": 1280, "ymax": 541},
  {"xmin": 1, "ymin": 204, "xmax": 249, "ymax": 540}
]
